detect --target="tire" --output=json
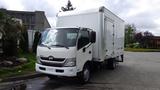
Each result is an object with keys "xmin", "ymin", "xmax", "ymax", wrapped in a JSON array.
[
  {"xmin": 47, "ymin": 75, "xmax": 58, "ymax": 80},
  {"xmin": 107, "ymin": 58, "xmax": 117, "ymax": 70},
  {"xmin": 78, "ymin": 64, "xmax": 90, "ymax": 84}
]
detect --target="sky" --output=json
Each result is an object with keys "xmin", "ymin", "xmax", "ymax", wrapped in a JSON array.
[{"xmin": 0, "ymin": 0, "xmax": 160, "ymax": 36}]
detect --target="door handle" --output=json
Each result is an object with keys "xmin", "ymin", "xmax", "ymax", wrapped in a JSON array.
[
  {"xmin": 89, "ymin": 51, "xmax": 91, "ymax": 54},
  {"xmin": 83, "ymin": 48, "xmax": 86, "ymax": 52}
]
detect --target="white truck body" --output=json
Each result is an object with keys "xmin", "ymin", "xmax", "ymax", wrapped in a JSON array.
[
  {"xmin": 36, "ymin": 6, "xmax": 124, "ymax": 83},
  {"xmin": 56, "ymin": 6, "xmax": 124, "ymax": 62}
]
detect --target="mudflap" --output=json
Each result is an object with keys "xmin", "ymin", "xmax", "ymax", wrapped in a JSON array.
[{"xmin": 116, "ymin": 55, "xmax": 124, "ymax": 62}]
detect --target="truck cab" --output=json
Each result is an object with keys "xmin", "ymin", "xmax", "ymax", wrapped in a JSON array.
[{"xmin": 36, "ymin": 27, "xmax": 96, "ymax": 83}]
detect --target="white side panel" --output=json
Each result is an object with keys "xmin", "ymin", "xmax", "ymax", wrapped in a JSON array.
[
  {"xmin": 114, "ymin": 20, "xmax": 124, "ymax": 56},
  {"xmin": 103, "ymin": 8, "xmax": 124, "ymax": 58},
  {"xmin": 104, "ymin": 18, "xmax": 114, "ymax": 58}
]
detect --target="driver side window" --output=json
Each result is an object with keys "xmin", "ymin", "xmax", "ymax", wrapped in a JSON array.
[{"xmin": 77, "ymin": 30, "xmax": 90, "ymax": 50}]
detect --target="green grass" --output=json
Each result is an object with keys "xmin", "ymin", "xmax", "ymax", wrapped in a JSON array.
[
  {"xmin": 0, "ymin": 53, "xmax": 36, "ymax": 79},
  {"xmin": 125, "ymin": 48, "xmax": 160, "ymax": 52}
]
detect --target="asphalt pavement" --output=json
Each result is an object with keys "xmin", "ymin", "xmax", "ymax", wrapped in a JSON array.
[{"xmin": 1, "ymin": 51, "xmax": 160, "ymax": 90}]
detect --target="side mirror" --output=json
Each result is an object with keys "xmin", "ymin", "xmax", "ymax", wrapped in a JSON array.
[
  {"xmin": 90, "ymin": 31, "xmax": 96, "ymax": 43},
  {"xmin": 37, "ymin": 32, "xmax": 42, "ymax": 45},
  {"xmin": 38, "ymin": 33, "xmax": 41, "ymax": 39}
]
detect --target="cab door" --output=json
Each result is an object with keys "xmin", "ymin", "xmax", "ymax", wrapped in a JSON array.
[{"xmin": 76, "ymin": 29, "xmax": 92, "ymax": 72}]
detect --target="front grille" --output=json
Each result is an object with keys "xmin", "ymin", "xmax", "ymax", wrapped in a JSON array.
[
  {"xmin": 41, "ymin": 62, "xmax": 63, "ymax": 67},
  {"xmin": 40, "ymin": 57, "xmax": 65, "ymax": 62}
]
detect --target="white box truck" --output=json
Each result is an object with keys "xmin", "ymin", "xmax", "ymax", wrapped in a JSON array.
[{"xmin": 36, "ymin": 6, "xmax": 124, "ymax": 83}]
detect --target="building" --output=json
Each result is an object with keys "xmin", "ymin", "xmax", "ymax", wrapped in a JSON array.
[
  {"xmin": 150, "ymin": 36, "xmax": 160, "ymax": 49},
  {"xmin": 0, "ymin": 8, "xmax": 51, "ymax": 49},
  {"xmin": 0, "ymin": 8, "xmax": 51, "ymax": 30}
]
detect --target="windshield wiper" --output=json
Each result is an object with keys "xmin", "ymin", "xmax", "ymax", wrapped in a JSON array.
[
  {"xmin": 51, "ymin": 44, "xmax": 69, "ymax": 49},
  {"xmin": 40, "ymin": 44, "xmax": 51, "ymax": 49}
]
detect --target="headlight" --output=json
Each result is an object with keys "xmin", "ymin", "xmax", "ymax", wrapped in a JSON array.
[
  {"xmin": 36, "ymin": 56, "xmax": 41, "ymax": 64},
  {"xmin": 64, "ymin": 58, "xmax": 76, "ymax": 67}
]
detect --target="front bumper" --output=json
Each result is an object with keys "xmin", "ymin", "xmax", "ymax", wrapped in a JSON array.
[{"xmin": 35, "ymin": 63, "xmax": 77, "ymax": 77}]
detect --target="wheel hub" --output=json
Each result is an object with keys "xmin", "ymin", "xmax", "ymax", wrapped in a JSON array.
[{"xmin": 83, "ymin": 68, "xmax": 90, "ymax": 82}]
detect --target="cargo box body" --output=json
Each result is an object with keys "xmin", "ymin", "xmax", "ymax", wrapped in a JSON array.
[{"xmin": 56, "ymin": 7, "xmax": 124, "ymax": 62}]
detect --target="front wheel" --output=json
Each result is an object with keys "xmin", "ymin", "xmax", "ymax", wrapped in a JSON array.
[{"xmin": 78, "ymin": 65, "xmax": 90, "ymax": 84}]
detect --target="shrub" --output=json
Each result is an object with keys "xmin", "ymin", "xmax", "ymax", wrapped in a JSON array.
[
  {"xmin": 0, "ymin": 12, "xmax": 22, "ymax": 57},
  {"xmin": 3, "ymin": 39, "xmax": 17, "ymax": 56},
  {"xmin": 126, "ymin": 43, "xmax": 140, "ymax": 48},
  {"xmin": 19, "ymin": 26, "xmax": 29, "ymax": 53}
]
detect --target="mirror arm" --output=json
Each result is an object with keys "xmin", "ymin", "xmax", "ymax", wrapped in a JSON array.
[{"xmin": 85, "ymin": 43, "xmax": 92, "ymax": 49}]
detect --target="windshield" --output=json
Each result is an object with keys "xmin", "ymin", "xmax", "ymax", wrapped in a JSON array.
[{"xmin": 39, "ymin": 28, "xmax": 78, "ymax": 48}]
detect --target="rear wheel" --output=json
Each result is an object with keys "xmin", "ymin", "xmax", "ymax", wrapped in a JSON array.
[
  {"xmin": 107, "ymin": 58, "xmax": 117, "ymax": 70},
  {"xmin": 78, "ymin": 64, "xmax": 90, "ymax": 84}
]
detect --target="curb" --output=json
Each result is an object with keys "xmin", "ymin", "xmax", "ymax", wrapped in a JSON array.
[{"xmin": 0, "ymin": 73, "xmax": 45, "ymax": 82}]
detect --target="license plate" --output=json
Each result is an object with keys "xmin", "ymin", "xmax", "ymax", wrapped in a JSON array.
[{"xmin": 47, "ymin": 67, "xmax": 54, "ymax": 72}]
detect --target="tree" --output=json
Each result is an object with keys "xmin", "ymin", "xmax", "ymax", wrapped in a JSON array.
[
  {"xmin": 19, "ymin": 25, "xmax": 29, "ymax": 53},
  {"xmin": 134, "ymin": 31, "xmax": 154, "ymax": 48},
  {"xmin": 134, "ymin": 32, "xmax": 143, "ymax": 43},
  {"xmin": 125, "ymin": 24, "xmax": 136, "ymax": 47},
  {"xmin": 3, "ymin": 17, "xmax": 21, "ymax": 56},
  {"xmin": 142, "ymin": 31, "xmax": 154, "ymax": 48},
  {"xmin": 143, "ymin": 31, "xmax": 153, "ymax": 37},
  {"xmin": 0, "ymin": 11, "xmax": 22, "ymax": 56},
  {"xmin": 0, "ymin": 12, "xmax": 5, "ymax": 34},
  {"xmin": 134, "ymin": 32, "xmax": 143, "ymax": 47},
  {"xmin": 61, "ymin": 0, "xmax": 75, "ymax": 12}
]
